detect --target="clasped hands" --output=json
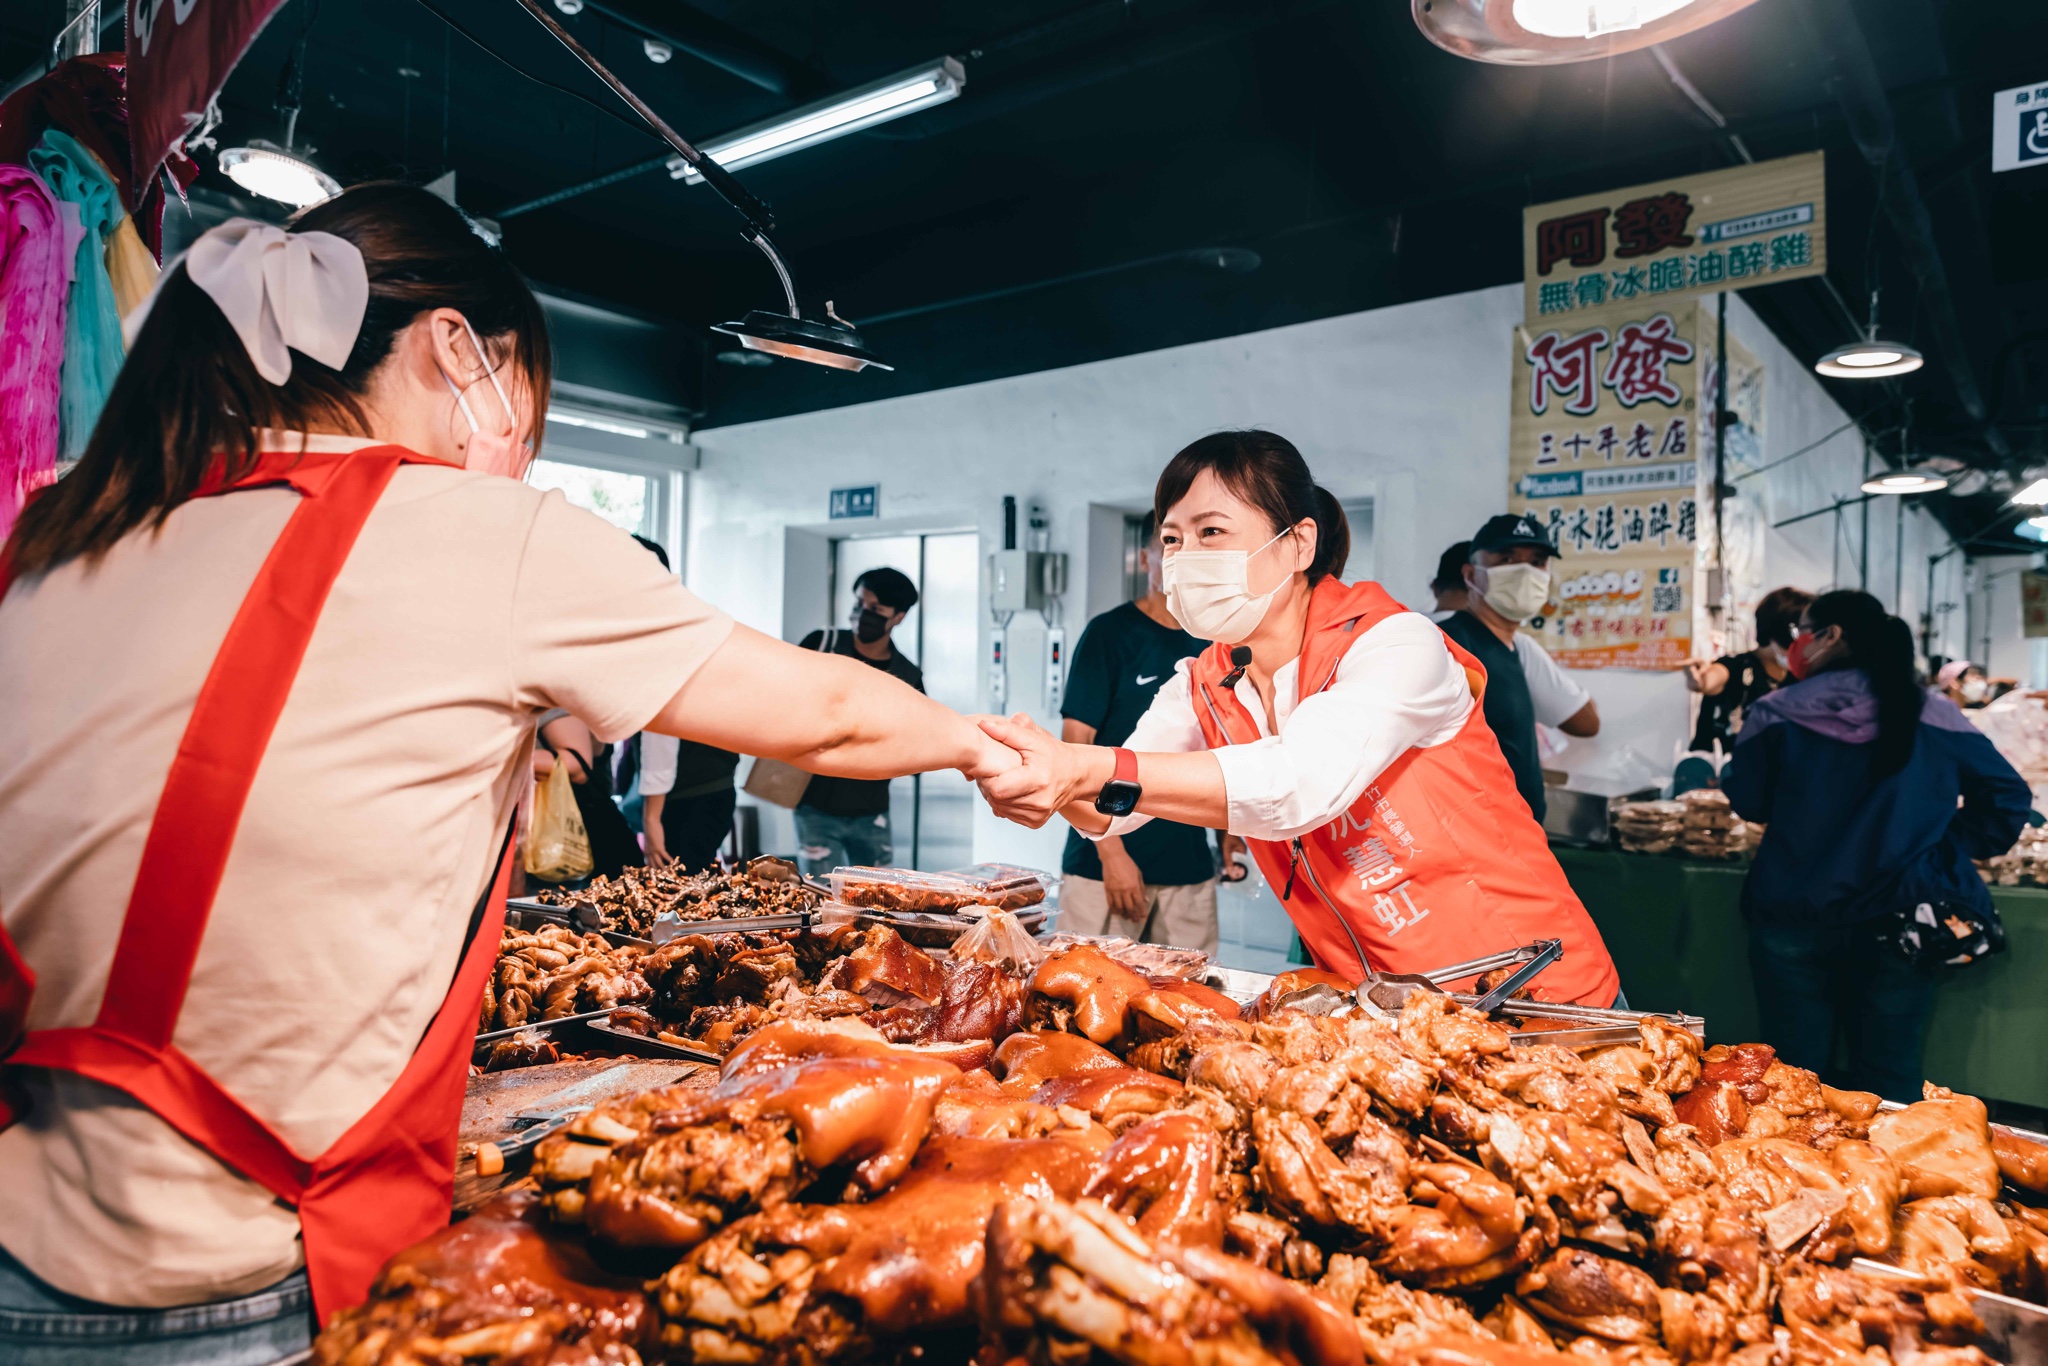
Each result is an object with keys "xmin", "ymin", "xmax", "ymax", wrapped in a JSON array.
[{"xmin": 958, "ymin": 713, "xmax": 1110, "ymax": 829}]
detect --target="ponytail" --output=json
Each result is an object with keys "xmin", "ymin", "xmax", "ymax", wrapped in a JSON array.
[
  {"xmin": 1806, "ymin": 589, "xmax": 1922, "ymax": 776},
  {"xmin": 1154, "ymin": 429, "xmax": 1350, "ymax": 584}
]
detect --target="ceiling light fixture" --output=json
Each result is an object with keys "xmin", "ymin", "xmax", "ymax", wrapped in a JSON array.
[
  {"xmin": 2019, "ymin": 516, "xmax": 2048, "ymax": 544},
  {"xmin": 2013, "ymin": 477, "xmax": 2048, "ymax": 507},
  {"xmin": 1411, "ymin": 0, "xmax": 1762, "ymax": 64},
  {"xmin": 1859, "ymin": 466, "xmax": 1950, "ymax": 496},
  {"xmin": 509, "ymin": 0, "xmax": 892, "ymax": 372},
  {"xmin": 1816, "ymin": 288, "xmax": 1925, "ymax": 380},
  {"xmin": 643, "ymin": 39, "xmax": 672, "ymax": 64},
  {"xmin": 219, "ymin": 140, "xmax": 341, "ymax": 207},
  {"xmin": 666, "ymin": 59, "xmax": 963, "ymax": 185}
]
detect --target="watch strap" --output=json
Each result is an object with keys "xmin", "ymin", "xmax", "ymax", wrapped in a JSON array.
[{"xmin": 1111, "ymin": 747, "xmax": 1138, "ymax": 788}]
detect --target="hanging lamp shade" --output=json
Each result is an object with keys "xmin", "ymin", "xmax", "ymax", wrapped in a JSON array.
[{"xmin": 1412, "ymin": 0, "xmax": 1765, "ymax": 65}]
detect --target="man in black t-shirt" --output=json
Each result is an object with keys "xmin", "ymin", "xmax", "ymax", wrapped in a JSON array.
[
  {"xmin": 794, "ymin": 566, "xmax": 925, "ymax": 875},
  {"xmin": 1059, "ymin": 515, "xmax": 1243, "ymax": 955},
  {"xmin": 1438, "ymin": 513, "xmax": 1556, "ymax": 822}
]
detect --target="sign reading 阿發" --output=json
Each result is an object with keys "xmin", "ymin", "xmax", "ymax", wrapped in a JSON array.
[
  {"xmin": 1508, "ymin": 302, "xmax": 1703, "ymax": 670},
  {"xmin": 1993, "ymin": 81, "xmax": 2048, "ymax": 174},
  {"xmin": 1522, "ymin": 152, "xmax": 1827, "ymax": 324}
]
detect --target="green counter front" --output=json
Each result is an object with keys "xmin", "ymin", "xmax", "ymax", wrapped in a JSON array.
[{"xmin": 1553, "ymin": 846, "xmax": 2048, "ymax": 1111}]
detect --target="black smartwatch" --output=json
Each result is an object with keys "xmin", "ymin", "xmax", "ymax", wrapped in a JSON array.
[{"xmin": 1094, "ymin": 746, "xmax": 1142, "ymax": 817}]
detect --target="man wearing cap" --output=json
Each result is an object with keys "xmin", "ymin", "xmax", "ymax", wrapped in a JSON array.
[{"xmin": 1438, "ymin": 514, "xmax": 1577, "ymax": 822}]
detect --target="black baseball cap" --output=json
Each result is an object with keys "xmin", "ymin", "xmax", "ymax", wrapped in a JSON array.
[{"xmin": 1471, "ymin": 512, "xmax": 1560, "ymax": 557}]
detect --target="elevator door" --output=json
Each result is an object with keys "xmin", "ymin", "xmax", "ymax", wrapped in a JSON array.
[{"xmin": 831, "ymin": 531, "xmax": 979, "ymax": 869}]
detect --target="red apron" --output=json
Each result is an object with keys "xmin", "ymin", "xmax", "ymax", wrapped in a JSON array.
[
  {"xmin": 1188, "ymin": 578, "xmax": 1619, "ymax": 1007},
  {"xmin": 0, "ymin": 444, "xmax": 511, "ymax": 1322}
]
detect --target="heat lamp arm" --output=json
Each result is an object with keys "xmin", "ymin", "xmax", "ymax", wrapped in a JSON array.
[{"xmin": 746, "ymin": 231, "xmax": 803, "ymax": 319}]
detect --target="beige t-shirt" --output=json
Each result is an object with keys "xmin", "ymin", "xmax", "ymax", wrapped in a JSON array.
[{"xmin": 0, "ymin": 436, "xmax": 732, "ymax": 1307}]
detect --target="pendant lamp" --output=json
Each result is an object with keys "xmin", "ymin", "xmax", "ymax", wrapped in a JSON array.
[
  {"xmin": 509, "ymin": 0, "xmax": 890, "ymax": 372},
  {"xmin": 1412, "ymin": 0, "xmax": 1764, "ymax": 65},
  {"xmin": 1816, "ymin": 289, "xmax": 1924, "ymax": 380}
]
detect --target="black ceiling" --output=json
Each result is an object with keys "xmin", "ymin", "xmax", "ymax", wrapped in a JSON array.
[{"xmin": 7, "ymin": 0, "xmax": 2048, "ymax": 548}]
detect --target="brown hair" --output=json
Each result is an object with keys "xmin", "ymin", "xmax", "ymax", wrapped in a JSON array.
[
  {"xmin": 9, "ymin": 182, "xmax": 551, "ymax": 577},
  {"xmin": 1153, "ymin": 430, "xmax": 1350, "ymax": 583}
]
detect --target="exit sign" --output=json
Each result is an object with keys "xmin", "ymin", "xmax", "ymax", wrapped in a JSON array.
[{"xmin": 830, "ymin": 484, "xmax": 879, "ymax": 519}]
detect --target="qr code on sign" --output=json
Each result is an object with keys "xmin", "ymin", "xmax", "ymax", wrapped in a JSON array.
[{"xmin": 1651, "ymin": 585, "xmax": 1683, "ymax": 612}]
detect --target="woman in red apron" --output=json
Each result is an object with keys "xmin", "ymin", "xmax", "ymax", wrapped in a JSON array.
[
  {"xmin": 979, "ymin": 430, "xmax": 1619, "ymax": 1008},
  {"xmin": 0, "ymin": 184, "xmax": 1013, "ymax": 1362}
]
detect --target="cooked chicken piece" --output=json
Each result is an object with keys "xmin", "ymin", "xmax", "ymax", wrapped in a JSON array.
[
  {"xmin": 1188, "ymin": 1040, "xmax": 1281, "ymax": 1114},
  {"xmin": 1479, "ymin": 1105, "xmax": 1630, "ymax": 1227},
  {"xmin": 1868, "ymin": 1086, "xmax": 2001, "ymax": 1200},
  {"xmin": 1082, "ymin": 1111, "xmax": 1227, "ymax": 1249},
  {"xmin": 817, "ymin": 924, "xmax": 946, "ymax": 1008},
  {"xmin": 1651, "ymin": 1287, "xmax": 1737, "ymax": 1364},
  {"xmin": 1482, "ymin": 1045, "xmax": 1625, "ymax": 1134},
  {"xmin": 1636, "ymin": 1019, "xmax": 1702, "ymax": 1097},
  {"xmin": 1643, "ymin": 1126, "xmax": 1719, "ymax": 1197},
  {"xmin": 1579, "ymin": 1046, "xmax": 1678, "ymax": 1128},
  {"xmin": 656, "ymin": 1134, "xmax": 1101, "ymax": 1364},
  {"xmin": 1828, "ymin": 1139, "xmax": 1901, "ymax": 1257},
  {"xmin": 992, "ymin": 1029, "xmax": 1128, "ymax": 1094},
  {"xmin": 978, "ymin": 1195, "xmax": 1366, "ymax": 1366},
  {"xmin": 1671, "ymin": 1081, "xmax": 1748, "ymax": 1149},
  {"xmin": 1399, "ymin": 993, "xmax": 1514, "ymax": 1069},
  {"xmin": 1709, "ymin": 1136, "xmax": 1850, "ymax": 1250},
  {"xmin": 1377, "ymin": 1159, "xmax": 1539, "ymax": 1290},
  {"xmin": 1517, "ymin": 1248, "xmax": 1664, "ymax": 1342},
  {"xmin": 1255, "ymin": 1105, "xmax": 1403, "ymax": 1237},
  {"xmin": 1648, "ymin": 1188, "xmax": 1766, "ymax": 1316},
  {"xmin": 933, "ymin": 1070, "xmax": 1068, "ymax": 1141},
  {"xmin": 1991, "ymin": 1127, "xmax": 2048, "ymax": 1196},
  {"xmin": 1821, "ymin": 1085, "xmax": 1883, "ymax": 1124},
  {"xmin": 1226, "ymin": 1207, "xmax": 1324, "ymax": 1280},
  {"xmin": 1031, "ymin": 1064, "xmax": 1183, "ymax": 1132},
  {"xmin": 1892, "ymin": 1195, "xmax": 2025, "ymax": 1292},
  {"xmin": 580, "ymin": 1052, "xmax": 957, "ymax": 1249},
  {"xmin": 710, "ymin": 938, "xmax": 802, "ymax": 1003},
  {"xmin": 1320, "ymin": 1253, "xmax": 1493, "ymax": 1360},
  {"xmin": 1774, "ymin": 1259, "xmax": 1985, "ymax": 1358},
  {"xmin": 685, "ymin": 1000, "xmax": 776, "ymax": 1055},
  {"xmin": 1249, "ymin": 967, "xmax": 1358, "ymax": 1021},
  {"xmin": 312, "ymin": 1191, "xmax": 654, "ymax": 1366},
  {"xmin": 1125, "ymin": 1014, "xmax": 1254, "ymax": 1079},
  {"xmin": 1378, "ymin": 1335, "xmax": 1584, "ymax": 1366},
  {"xmin": 1026, "ymin": 945, "xmax": 1154, "ymax": 1046},
  {"xmin": 532, "ymin": 1083, "xmax": 714, "ymax": 1224}
]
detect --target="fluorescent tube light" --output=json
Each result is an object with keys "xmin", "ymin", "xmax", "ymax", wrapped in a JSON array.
[
  {"xmin": 2014, "ymin": 478, "xmax": 2048, "ymax": 507},
  {"xmin": 669, "ymin": 59, "xmax": 963, "ymax": 184},
  {"xmin": 547, "ymin": 410, "xmax": 654, "ymax": 439}
]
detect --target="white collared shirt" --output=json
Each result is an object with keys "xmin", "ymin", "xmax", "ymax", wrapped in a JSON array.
[{"xmin": 1096, "ymin": 610, "xmax": 1474, "ymax": 843}]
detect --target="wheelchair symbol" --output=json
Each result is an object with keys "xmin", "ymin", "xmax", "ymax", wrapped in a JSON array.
[{"xmin": 2023, "ymin": 109, "xmax": 2048, "ymax": 163}]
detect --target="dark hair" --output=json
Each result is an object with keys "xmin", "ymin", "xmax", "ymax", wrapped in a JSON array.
[
  {"xmin": 854, "ymin": 566, "xmax": 919, "ymax": 613},
  {"xmin": 1805, "ymin": 589, "xmax": 1921, "ymax": 777},
  {"xmin": 632, "ymin": 534, "xmax": 671, "ymax": 571},
  {"xmin": 10, "ymin": 182, "xmax": 552, "ymax": 577},
  {"xmin": 1433, "ymin": 541, "xmax": 1474, "ymax": 593},
  {"xmin": 1153, "ymin": 430, "xmax": 1349, "ymax": 584},
  {"xmin": 1140, "ymin": 509, "xmax": 1157, "ymax": 542},
  {"xmin": 1754, "ymin": 586, "xmax": 1814, "ymax": 650}
]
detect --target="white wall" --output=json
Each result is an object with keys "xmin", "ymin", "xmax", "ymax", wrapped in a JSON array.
[{"xmin": 687, "ymin": 283, "xmax": 2003, "ymax": 861}]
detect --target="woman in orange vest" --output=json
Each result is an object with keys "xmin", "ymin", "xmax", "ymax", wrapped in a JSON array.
[
  {"xmin": 0, "ymin": 184, "xmax": 1014, "ymax": 1361},
  {"xmin": 979, "ymin": 430, "xmax": 1619, "ymax": 1008}
]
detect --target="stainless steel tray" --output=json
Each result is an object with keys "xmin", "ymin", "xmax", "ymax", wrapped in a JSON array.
[
  {"xmin": 505, "ymin": 900, "xmax": 810, "ymax": 944},
  {"xmin": 580, "ymin": 1017, "xmax": 722, "ymax": 1064},
  {"xmin": 1852, "ymin": 1259, "xmax": 2048, "ymax": 1366}
]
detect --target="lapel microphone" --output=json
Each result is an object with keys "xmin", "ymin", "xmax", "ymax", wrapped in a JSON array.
[{"xmin": 1220, "ymin": 645, "xmax": 1253, "ymax": 689}]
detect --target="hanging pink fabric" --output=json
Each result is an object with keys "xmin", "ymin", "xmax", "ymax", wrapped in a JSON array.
[{"xmin": 0, "ymin": 166, "xmax": 68, "ymax": 539}]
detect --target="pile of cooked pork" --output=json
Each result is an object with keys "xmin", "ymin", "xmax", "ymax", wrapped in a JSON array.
[
  {"xmin": 340, "ymin": 936, "xmax": 2048, "ymax": 1366},
  {"xmin": 535, "ymin": 863, "xmax": 824, "ymax": 938}
]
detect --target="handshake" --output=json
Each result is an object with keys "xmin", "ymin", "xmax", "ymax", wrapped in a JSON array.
[{"xmin": 960, "ymin": 713, "xmax": 1113, "ymax": 830}]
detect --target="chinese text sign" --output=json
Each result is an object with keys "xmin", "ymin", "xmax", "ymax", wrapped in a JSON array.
[
  {"xmin": 1510, "ymin": 303, "xmax": 1701, "ymax": 670},
  {"xmin": 1522, "ymin": 153, "xmax": 1826, "ymax": 324}
]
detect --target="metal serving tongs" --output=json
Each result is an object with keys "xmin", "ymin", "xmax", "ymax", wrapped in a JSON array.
[{"xmin": 1273, "ymin": 938, "xmax": 1565, "ymax": 1019}]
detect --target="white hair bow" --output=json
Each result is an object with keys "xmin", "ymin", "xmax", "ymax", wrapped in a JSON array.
[{"xmin": 125, "ymin": 218, "xmax": 368, "ymax": 385}]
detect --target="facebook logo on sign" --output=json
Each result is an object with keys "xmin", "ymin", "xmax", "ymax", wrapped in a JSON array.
[{"xmin": 2022, "ymin": 108, "xmax": 2048, "ymax": 165}]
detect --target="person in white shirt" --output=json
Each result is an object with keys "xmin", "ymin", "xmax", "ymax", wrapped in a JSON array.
[
  {"xmin": 1428, "ymin": 538, "xmax": 1598, "ymax": 740},
  {"xmin": 974, "ymin": 431, "xmax": 1620, "ymax": 1008}
]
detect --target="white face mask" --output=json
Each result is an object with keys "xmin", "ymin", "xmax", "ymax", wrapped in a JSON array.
[
  {"xmin": 1161, "ymin": 530, "xmax": 1290, "ymax": 643},
  {"xmin": 1961, "ymin": 678, "xmax": 1990, "ymax": 703},
  {"xmin": 1473, "ymin": 561, "xmax": 1551, "ymax": 622},
  {"xmin": 440, "ymin": 316, "xmax": 531, "ymax": 480}
]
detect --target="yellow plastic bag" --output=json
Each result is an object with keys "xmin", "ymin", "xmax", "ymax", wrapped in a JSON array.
[{"xmin": 524, "ymin": 762, "xmax": 593, "ymax": 883}]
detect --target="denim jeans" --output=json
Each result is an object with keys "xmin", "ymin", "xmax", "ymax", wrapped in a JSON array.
[
  {"xmin": 0, "ymin": 1247, "xmax": 312, "ymax": 1366},
  {"xmin": 793, "ymin": 808, "xmax": 892, "ymax": 877},
  {"xmin": 1746, "ymin": 916, "xmax": 1937, "ymax": 1104}
]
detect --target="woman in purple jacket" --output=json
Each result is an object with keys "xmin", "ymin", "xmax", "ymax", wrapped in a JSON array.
[{"xmin": 1722, "ymin": 589, "xmax": 2032, "ymax": 1101}]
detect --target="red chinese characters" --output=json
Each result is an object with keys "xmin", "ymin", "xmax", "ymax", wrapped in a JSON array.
[
  {"xmin": 1525, "ymin": 326, "xmax": 1609, "ymax": 416},
  {"xmin": 1602, "ymin": 315, "xmax": 1694, "ymax": 407}
]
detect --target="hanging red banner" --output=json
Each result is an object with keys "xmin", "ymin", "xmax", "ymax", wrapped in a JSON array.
[{"xmin": 127, "ymin": 0, "xmax": 288, "ymax": 194}]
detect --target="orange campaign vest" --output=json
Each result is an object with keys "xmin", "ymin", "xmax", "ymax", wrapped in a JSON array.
[
  {"xmin": 0, "ymin": 445, "xmax": 511, "ymax": 1322},
  {"xmin": 1187, "ymin": 577, "xmax": 1619, "ymax": 1007}
]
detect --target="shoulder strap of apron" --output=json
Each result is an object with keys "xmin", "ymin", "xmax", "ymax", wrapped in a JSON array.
[{"xmin": 0, "ymin": 445, "xmax": 504, "ymax": 1319}]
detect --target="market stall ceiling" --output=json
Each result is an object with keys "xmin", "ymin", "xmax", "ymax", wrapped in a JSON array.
[{"xmin": 4, "ymin": 0, "xmax": 2048, "ymax": 548}]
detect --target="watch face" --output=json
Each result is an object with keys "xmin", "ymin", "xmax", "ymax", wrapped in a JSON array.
[{"xmin": 1095, "ymin": 779, "xmax": 1141, "ymax": 817}]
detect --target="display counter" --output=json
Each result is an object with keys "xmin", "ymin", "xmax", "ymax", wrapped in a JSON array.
[{"xmin": 1554, "ymin": 845, "xmax": 2048, "ymax": 1110}]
